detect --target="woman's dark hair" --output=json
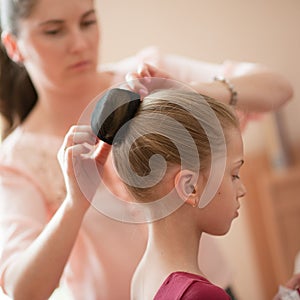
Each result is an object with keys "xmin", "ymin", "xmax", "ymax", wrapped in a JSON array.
[{"xmin": 0, "ymin": 0, "xmax": 38, "ymax": 139}]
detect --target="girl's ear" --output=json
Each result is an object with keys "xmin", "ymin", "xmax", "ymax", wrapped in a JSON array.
[
  {"xmin": 174, "ymin": 170, "xmax": 203, "ymax": 207},
  {"xmin": 1, "ymin": 31, "xmax": 24, "ymax": 63}
]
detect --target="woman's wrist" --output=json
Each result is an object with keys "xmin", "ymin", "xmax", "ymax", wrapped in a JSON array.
[
  {"xmin": 213, "ymin": 76, "xmax": 238, "ymax": 106},
  {"xmin": 63, "ymin": 195, "xmax": 90, "ymax": 219},
  {"xmin": 189, "ymin": 80, "xmax": 236, "ymax": 106}
]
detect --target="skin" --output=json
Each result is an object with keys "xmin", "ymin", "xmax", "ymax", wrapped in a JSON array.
[
  {"xmin": 126, "ymin": 62, "xmax": 294, "ymax": 113},
  {"xmin": 131, "ymin": 127, "xmax": 246, "ymax": 299},
  {"xmin": 0, "ymin": 0, "xmax": 294, "ymax": 298},
  {"xmin": 4, "ymin": 0, "xmax": 114, "ymax": 137},
  {"xmin": 285, "ymin": 273, "xmax": 300, "ymax": 290},
  {"xmin": 0, "ymin": 1, "xmax": 116, "ymax": 299},
  {"xmin": 194, "ymin": 129, "xmax": 246, "ymax": 235},
  {"xmin": 17, "ymin": 0, "xmax": 100, "ymax": 89}
]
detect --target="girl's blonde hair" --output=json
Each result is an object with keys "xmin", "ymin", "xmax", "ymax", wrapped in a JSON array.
[{"xmin": 112, "ymin": 89, "xmax": 239, "ymax": 201}]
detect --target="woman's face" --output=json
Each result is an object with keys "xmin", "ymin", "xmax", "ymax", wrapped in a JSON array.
[
  {"xmin": 198, "ymin": 128, "xmax": 246, "ymax": 235},
  {"xmin": 15, "ymin": 0, "xmax": 100, "ymax": 90}
]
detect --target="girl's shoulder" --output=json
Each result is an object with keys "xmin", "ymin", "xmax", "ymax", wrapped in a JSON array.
[{"xmin": 154, "ymin": 271, "xmax": 231, "ymax": 300}]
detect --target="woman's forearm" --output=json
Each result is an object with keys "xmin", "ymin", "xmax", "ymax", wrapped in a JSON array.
[
  {"xmin": 3, "ymin": 199, "xmax": 87, "ymax": 300},
  {"xmin": 190, "ymin": 66, "xmax": 293, "ymax": 113}
]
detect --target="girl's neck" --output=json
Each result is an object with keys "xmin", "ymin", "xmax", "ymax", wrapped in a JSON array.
[
  {"xmin": 146, "ymin": 207, "xmax": 203, "ymax": 275},
  {"xmin": 132, "ymin": 208, "xmax": 204, "ymax": 300}
]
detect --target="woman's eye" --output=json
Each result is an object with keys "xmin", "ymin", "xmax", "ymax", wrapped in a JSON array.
[
  {"xmin": 81, "ymin": 20, "xmax": 97, "ymax": 27},
  {"xmin": 44, "ymin": 29, "xmax": 61, "ymax": 35}
]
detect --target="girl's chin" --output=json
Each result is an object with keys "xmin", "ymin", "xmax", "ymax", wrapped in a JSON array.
[{"xmin": 205, "ymin": 226, "xmax": 232, "ymax": 236}]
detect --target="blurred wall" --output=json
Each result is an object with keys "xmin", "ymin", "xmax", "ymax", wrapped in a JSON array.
[
  {"xmin": 97, "ymin": 1, "xmax": 300, "ymax": 299},
  {"xmin": 98, "ymin": 0, "xmax": 300, "ymax": 149}
]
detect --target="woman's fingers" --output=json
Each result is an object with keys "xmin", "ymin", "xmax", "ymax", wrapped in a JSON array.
[
  {"xmin": 138, "ymin": 62, "xmax": 171, "ymax": 79},
  {"xmin": 93, "ymin": 141, "xmax": 112, "ymax": 165},
  {"xmin": 60, "ymin": 126, "xmax": 97, "ymax": 155},
  {"xmin": 125, "ymin": 63, "xmax": 174, "ymax": 100},
  {"xmin": 68, "ymin": 125, "xmax": 97, "ymax": 145},
  {"xmin": 73, "ymin": 131, "xmax": 97, "ymax": 145},
  {"xmin": 58, "ymin": 125, "xmax": 97, "ymax": 172},
  {"xmin": 137, "ymin": 63, "xmax": 151, "ymax": 79},
  {"xmin": 66, "ymin": 143, "xmax": 100, "ymax": 202},
  {"xmin": 285, "ymin": 273, "xmax": 300, "ymax": 290},
  {"xmin": 125, "ymin": 72, "xmax": 149, "ymax": 97}
]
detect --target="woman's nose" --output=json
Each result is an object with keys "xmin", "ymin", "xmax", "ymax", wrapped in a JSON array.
[{"xmin": 69, "ymin": 29, "xmax": 88, "ymax": 53}]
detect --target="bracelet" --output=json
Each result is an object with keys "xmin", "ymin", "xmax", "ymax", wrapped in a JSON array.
[{"xmin": 214, "ymin": 76, "xmax": 238, "ymax": 106}]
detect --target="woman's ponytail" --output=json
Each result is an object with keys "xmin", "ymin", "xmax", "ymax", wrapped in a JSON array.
[{"xmin": 0, "ymin": 33, "xmax": 37, "ymax": 140}]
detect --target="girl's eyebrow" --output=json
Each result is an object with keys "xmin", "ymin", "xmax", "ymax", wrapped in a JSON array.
[{"xmin": 38, "ymin": 9, "xmax": 96, "ymax": 26}]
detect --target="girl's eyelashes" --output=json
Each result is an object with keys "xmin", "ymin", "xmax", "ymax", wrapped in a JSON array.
[{"xmin": 232, "ymin": 174, "xmax": 240, "ymax": 180}]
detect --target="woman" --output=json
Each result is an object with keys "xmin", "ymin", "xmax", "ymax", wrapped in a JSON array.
[{"xmin": 0, "ymin": 0, "xmax": 293, "ymax": 298}]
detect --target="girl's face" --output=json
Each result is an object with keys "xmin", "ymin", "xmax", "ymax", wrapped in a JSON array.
[
  {"xmin": 15, "ymin": 0, "xmax": 99, "ymax": 91},
  {"xmin": 198, "ymin": 128, "xmax": 246, "ymax": 235}
]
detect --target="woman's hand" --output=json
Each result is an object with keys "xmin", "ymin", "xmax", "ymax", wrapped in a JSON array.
[
  {"xmin": 285, "ymin": 273, "xmax": 300, "ymax": 290},
  {"xmin": 273, "ymin": 273, "xmax": 300, "ymax": 300},
  {"xmin": 58, "ymin": 125, "xmax": 111, "ymax": 211},
  {"xmin": 125, "ymin": 62, "xmax": 173, "ymax": 98}
]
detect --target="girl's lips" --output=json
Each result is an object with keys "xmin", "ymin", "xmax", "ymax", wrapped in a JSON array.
[{"xmin": 234, "ymin": 206, "xmax": 240, "ymax": 218}]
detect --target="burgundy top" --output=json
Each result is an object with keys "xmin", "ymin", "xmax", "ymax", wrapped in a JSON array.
[{"xmin": 154, "ymin": 272, "xmax": 231, "ymax": 300}]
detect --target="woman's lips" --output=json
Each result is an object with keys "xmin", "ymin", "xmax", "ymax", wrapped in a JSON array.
[{"xmin": 69, "ymin": 60, "xmax": 91, "ymax": 71}]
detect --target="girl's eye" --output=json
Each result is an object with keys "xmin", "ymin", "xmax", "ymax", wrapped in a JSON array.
[{"xmin": 232, "ymin": 174, "xmax": 240, "ymax": 180}]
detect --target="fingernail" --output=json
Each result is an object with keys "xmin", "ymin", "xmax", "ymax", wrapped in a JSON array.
[{"xmin": 139, "ymin": 88, "xmax": 148, "ymax": 97}]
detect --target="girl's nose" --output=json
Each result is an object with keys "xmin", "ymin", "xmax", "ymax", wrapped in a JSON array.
[{"xmin": 238, "ymin": 181, "xmax": 247, "ymax": 199}]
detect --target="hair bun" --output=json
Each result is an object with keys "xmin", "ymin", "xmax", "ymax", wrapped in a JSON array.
[{"xmin": 91, "ymin": 88, "xmax": 141, "ymax": 145}]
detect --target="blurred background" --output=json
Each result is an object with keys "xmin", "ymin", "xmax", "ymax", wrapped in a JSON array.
[{"xmin": 97, "ymin": 1, "xmax": 300, "ymax": 299}]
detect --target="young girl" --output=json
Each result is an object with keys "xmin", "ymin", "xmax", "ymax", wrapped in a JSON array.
[{"xmin": 63, "ymin": 87, "xmax": 246, "ymax": 299}]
